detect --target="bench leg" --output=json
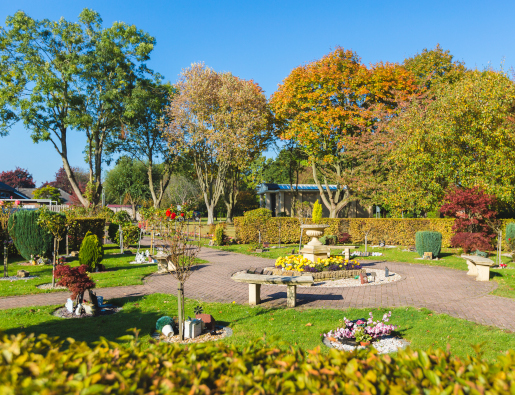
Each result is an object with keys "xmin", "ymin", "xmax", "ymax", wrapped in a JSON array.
[
  {"xmin": 287, "ymin": 285, "xmax": 297, "ymax": 308},
  {"xmin": 249, "ymin": 284, "xmax": 261, "ymax": 305},
  {"xmin": 476, "ymin": 266, "xmax": 490, "ymax": 281},
  {"xmin": 465, "ymin": 260, "xmax": 478, "ymax": 276}
]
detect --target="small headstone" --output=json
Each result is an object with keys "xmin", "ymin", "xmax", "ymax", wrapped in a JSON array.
[
  {"xmin": 97, "ymin": 296, "xmax": 104, "ymax": 307},
  {"xmin": 17, "ymin": 270, "xmax": 29, "ymax": 278},
  {"xmin": 255, "ymin": 249, "xmax": 263, "ymax": 253},
  {"xmin": 75, "ymin": 304, "xmax": 82, "ymax": 316},
  {"xmin": 359, "ymin": 272, "xmax": 368, "ymax": 284},
  {"xmin": 254, "ymin": 268, "xmax": 264, "ymax": 274},
  {"xmin": 196, "ymin": 313, "xmax": 216, "ymax": 331},
  {"xmin": 292, "ymin": 249, "xmax": 296, "ymax": 255},
  {"xmin": 423, "ymin": 252, "xmax": 433, "ymax": 260},
  {"xmin": 208, "ymin": 240, "xmax": 215, "ymax": 246},
  {"xmin": 65, "ymin": 298, "xmax": 74, "ymax": 313},
  {"xmin": 369, "ymin": 272, "xmax": 376, "ymax": 282},
  {"xmin": 385, "ymin": 266, "xmax": 389, "ymax": 277},
  {"xmin": 70, "ymin": 251, "xmax": 78, "ymax": 257},
  {"xmin": 263, "ymin": 242, "xmax": 270, "ymax": 248}
]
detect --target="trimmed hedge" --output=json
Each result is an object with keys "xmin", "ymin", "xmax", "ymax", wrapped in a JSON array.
[
  {"xmin": 2, "ymin": 332, "xmax": 515, "ymax": 393},
  {"xmin": 67, "ymin": 218, "xmax": 106, "ymax": 251},
  {"xmin": 8, "ymin": 210, "xmax": 53, "ymax": 260},
  {"xmin": 415, "ymin": 231, "xmax": 442, "ymax": 257},
  {"xmin": 235, "ymin": 217, "xmax": 456, "ymax": 247}
]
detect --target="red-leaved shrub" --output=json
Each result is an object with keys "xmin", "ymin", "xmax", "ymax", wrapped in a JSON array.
[
  {"xmin": 450, "ymin": 232, "xmax": 492, "ymax": 253},
  {"xmin": 54, "ymin": 264, "xmax": 95, "ymax": 304},
  {"xmin": 440, "ymin": 186, "xmax": 497, "ymax": 251},
  {"xmin": 338, "ymin": 233, "xmax": 351, "ymax": 244}
]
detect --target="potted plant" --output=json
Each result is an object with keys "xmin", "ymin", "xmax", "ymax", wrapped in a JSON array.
[{"xmin": 354, "ymin": 327, "xmax": 372, "ymax": 346}]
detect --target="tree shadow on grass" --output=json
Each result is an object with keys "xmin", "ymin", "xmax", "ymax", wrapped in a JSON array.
[
  {"xmin": 260, "ymin": 291, "xmax": 343, "ymax": 307},
  {"xmin": 3, "ymin": 296, "xmax": 163, "ymax": 346}
]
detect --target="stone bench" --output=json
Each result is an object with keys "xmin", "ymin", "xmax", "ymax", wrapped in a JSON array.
[
  {"xmin": 231, "ymin": 272, "xmax": 314, "ymax": 308},
  {"xmin": 461, "ymin": 254, "xmax": 495, "ymax": 281}
]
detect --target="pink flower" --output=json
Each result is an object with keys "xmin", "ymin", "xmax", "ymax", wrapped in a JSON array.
[
  {"xmin": 0, "ymin": 201, "xmax": 3, "ymax": 206},
  {"xmin": 14, "ymin": 200, "xmax": 20, "ymax": 206}
]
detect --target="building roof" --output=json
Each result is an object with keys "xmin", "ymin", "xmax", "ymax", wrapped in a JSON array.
[
  {"xmin": 18, "ymin": 188, "xmax": 73, "ymax": 204},
  {"xmin": 257, "ymin": 183, "xmax": 339, "ymax": 194},
  {"xmin": 0, "ymin": 182, "xmax": 30, "ymax": 199}
]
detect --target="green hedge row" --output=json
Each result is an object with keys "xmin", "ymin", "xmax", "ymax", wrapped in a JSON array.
[
  {"xmin": 1, "ymin": 332, "xmax": 515, "ymax": 393},
  {"xmin": 235, "ymin": 217, "xmax": 515, "ymax": 248},
  {"xmin": 67, "ymin": 218, "xmax": 106, "ymax": 251}
]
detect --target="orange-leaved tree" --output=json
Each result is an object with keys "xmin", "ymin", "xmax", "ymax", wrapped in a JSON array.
[{"xmin": 270, "ymin": 47, "xmax": 417, "ymax": 217}]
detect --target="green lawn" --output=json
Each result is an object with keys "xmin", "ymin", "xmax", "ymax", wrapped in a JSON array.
[
  {"xmin": 1, "ymin": 293, "xmax": 514, "ymax": 361},
  {"xmin": 0, "ymin": 245, "xmax": 187, "ymax": 298}
]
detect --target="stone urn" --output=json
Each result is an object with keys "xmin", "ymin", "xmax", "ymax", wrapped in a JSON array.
[
  {"xmin": 152, "ymin": 251, "xmax": 176, "ymax": 273},
  {"xmin": 299, "ymin": 224, "xmax": 330, "ymax": 263}
]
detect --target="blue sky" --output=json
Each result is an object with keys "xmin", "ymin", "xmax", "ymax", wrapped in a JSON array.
[{"xmin": 0, "ymin": 0, "xmax": 513, "ymax": 185}]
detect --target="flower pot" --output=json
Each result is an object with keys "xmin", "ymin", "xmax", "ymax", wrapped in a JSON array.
[{"xmin": 360, "ymin": 341, "xmax": 371, "ymax": 347}]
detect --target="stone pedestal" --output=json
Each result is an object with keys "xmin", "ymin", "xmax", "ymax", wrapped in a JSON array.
[
  {"xmin": 476, "ymin": 265, "xmax": 491, "ymax": 281},
  {"xmin": 287, "ymin": 285, "xmax": 297, "ymax": 308},
  {"xmin": 249, "ymin": 283, "xmax": 261, "ymax": 305},
  {"xmin": 299, "ymin": 224, "xmax": 330, "ymax": 263}
]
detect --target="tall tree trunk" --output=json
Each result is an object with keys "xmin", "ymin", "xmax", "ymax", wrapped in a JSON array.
[
  {"xmin": 311, "ymin": 161, "xmax": 351, "ymax": 218},
  {"xmin": 195, "ymin": 158, "xmax": 228, "ymax": 225},
  {"xmin": 225, "ymin": 202, "xmax": 234, "ymax": 224},
  {"xmin": 148, "ymin": 162, "xmax": 172, "ymax": 209}
]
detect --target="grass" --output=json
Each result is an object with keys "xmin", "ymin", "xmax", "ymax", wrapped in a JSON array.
[
  {"xmin": 0, "ymin": 244, "xmax": 208, "ymax": 298},
  {"xmin": 1, "ymin": 293, "xmax": 514, "ymax": 361}
]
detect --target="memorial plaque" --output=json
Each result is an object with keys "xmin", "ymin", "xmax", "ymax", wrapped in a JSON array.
[
  {"xmin": 423, "ymin": 252, "xmax": 433, "ymax": 260},
  {"xmin": 369, "ymin": 272, "xmax": 376, "ymax": 282},
  {"xmin": 359, "ymin": 272, "xmax": 368, "ymax": 284},
  {"xmin": 263, "ymin": 242, "xmax": 270, "ymax": 248},
  {"xmin": 255, "ymin": 249, "xmax": 263, "ymax": 253}
]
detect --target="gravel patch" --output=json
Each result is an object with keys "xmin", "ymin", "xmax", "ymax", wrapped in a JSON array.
[
  {"xmin": 151, "ymin": 326, "xmax": 232, "ymax": 344},
  {"xmin": 0, "ymin": 276, "xmax": 39, "ymax": 281},
  {"xmin": 323, "ymin": 335, "xmax": 410, "ymax": 354},
  {"xmin": 52, "ymin": 306, "xmax": 122, "ymax": 319},
  {"xmin": 37, "ymin": 283, "xmax": 67, "ymax": 290}
]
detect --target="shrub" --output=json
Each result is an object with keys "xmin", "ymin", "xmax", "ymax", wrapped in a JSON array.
[
  {"xmin": 312, "ymin": 199, "xmax": 322, "ymax": 223},
  {"xmin": 319, "ymin": 235, "xmax": 336, "ymax": 245},
  {"xmin": 338, "ymin": 232, "xmax": 351, "ymax": 244},
  {"xmin": 67, "ymin": 217, "xmax": 106, "ymax": 251},
  {"xmin": 113, "ymin": 224, "xmax": 140, "ymax": 247},
  {"xmin": 213, "ymin": 224, "xmax": 226, "ymax": 246},
  {"xmin": 107, "ymin": 222, "xmax": 119, "ymax": 242},
  {"xmin": 451, "ymin": 232, "xmax": 492, "ymax": 253},
  {"xmin": 5, "ymin": 333, "xmax": 515, "ymax": 394},
  {"xmin": 79, "ymin": 232, "xmax": 103, "ymax": 271},
  {"xmin": 506, "ymin": 222, "xmax": 515, "ymax": 251},
  {"xmin": 54, "ymin": 264, "xmax": 95, "ymax": 304},
  {"xmin": 113, "ymin": 210, "xmax": 132, "ymax": 224},
  {"xmin": 8, "ymin": 210, "xmax": 53, "ymax": 260},
  {"xmin": 415, "ymin": 231, "xmax": 442, "ymax": 257}
]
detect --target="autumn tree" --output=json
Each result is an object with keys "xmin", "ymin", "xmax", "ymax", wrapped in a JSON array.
[
  {"xmin": 386, "ymin": 69, "xmax": 515, "ymax": 214},
  {"xmin": 163, "ymin": 63, "xmax": 270, "ymax": 224},
  {"xmin": 0, "ymin": 9, "xmax": 157, "ymax": 207},
  {"xmin": 118, "ymin": 80, "xmax": 176, "ymax": 208},
  {"xmin": 42, "ymin": 167, "xmax": 88, "ymax": 205},
  {"xmin": 270, "ymin": 47, "xmax": 417, "ymax": 217},
  {"xmin": 0, "ymin": 168, "xmax": 35, "ymax": 189}
]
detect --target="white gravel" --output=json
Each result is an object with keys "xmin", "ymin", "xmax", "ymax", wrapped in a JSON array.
[
  {"xmin": 312, "ymin": 268, "xmax": 401, "ymax": 288},
  {"xmin": 0, "ymin": 276, "xmax": 39, "ymax": 281},
  {"xmin": 324, "ymin": 335, "xmax": 410, "ymax": 354},
  {"xmin": 37, "ymin": 283, "xmax": 67, "ymax": 290}
]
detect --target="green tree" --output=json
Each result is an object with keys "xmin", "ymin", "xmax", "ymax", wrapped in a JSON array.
[
  {"xmin": 33, "ymin": 186, "xmax": 63, "ymax": 204},
  {"xmin": 386, "ymin": 69, "xmax": 515, "ymax": 214},
  {"xmin": 0, "ymin": 9, "xmax": 157, "ymax": 207},
  {"xmin": 103, "ymin": 156, "xmax": 150, "ymax": 219},
  {"xmin": 403, "ymin": 44, "xmax": 467, "ymax": 90},
  {"xmin": 118, "ymin": 80, "xmax": 176, "ymax": 208}
]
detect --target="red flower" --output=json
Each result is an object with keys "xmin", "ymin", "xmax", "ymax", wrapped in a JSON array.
[
  {"xmin": 180, "ymin": 213, "xmax": 185, "ymax": 217},
  {"xmin": 171, "ymin": 212, "xmax": 176, "ymax": 220},
  {"xmin": 165, "ymin": 209, "xmax": 171, "ymax": 217}
]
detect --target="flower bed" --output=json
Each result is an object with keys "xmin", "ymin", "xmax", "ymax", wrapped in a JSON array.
[
  {"xmin": 275, "ymin": 255, "xmax": 362, "ymax": 272},
  {"xmin": 324, "ymin": 311, "xmax": 396, "ymax": 345}
]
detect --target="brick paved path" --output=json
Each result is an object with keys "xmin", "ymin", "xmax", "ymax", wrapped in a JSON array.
[{"xmin": 1, "ymin": 246, "xmax": 515, "ymax": 331}]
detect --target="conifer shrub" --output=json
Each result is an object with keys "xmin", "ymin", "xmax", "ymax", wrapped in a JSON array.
[
  {"xmin": 312, "ymin": 199, "xmax": 323, "ymax": 223},
  {"xmin": 8, "ymin": 210, "xmax": 53, "ymax": 260},
  {"xmin": 415, "ymin": 231, "xmax": 442, "ymax": 257},
  {"xmin": 506, "ymin": 223, "xmax": 515, "ymax": 251},
  {"xmin": 78, "ymin": 232, "xmax": 103, "ymax": 271},
  {"xmin": 214, "ymin": 224, "xmax": 226, "ymax": 246}
]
